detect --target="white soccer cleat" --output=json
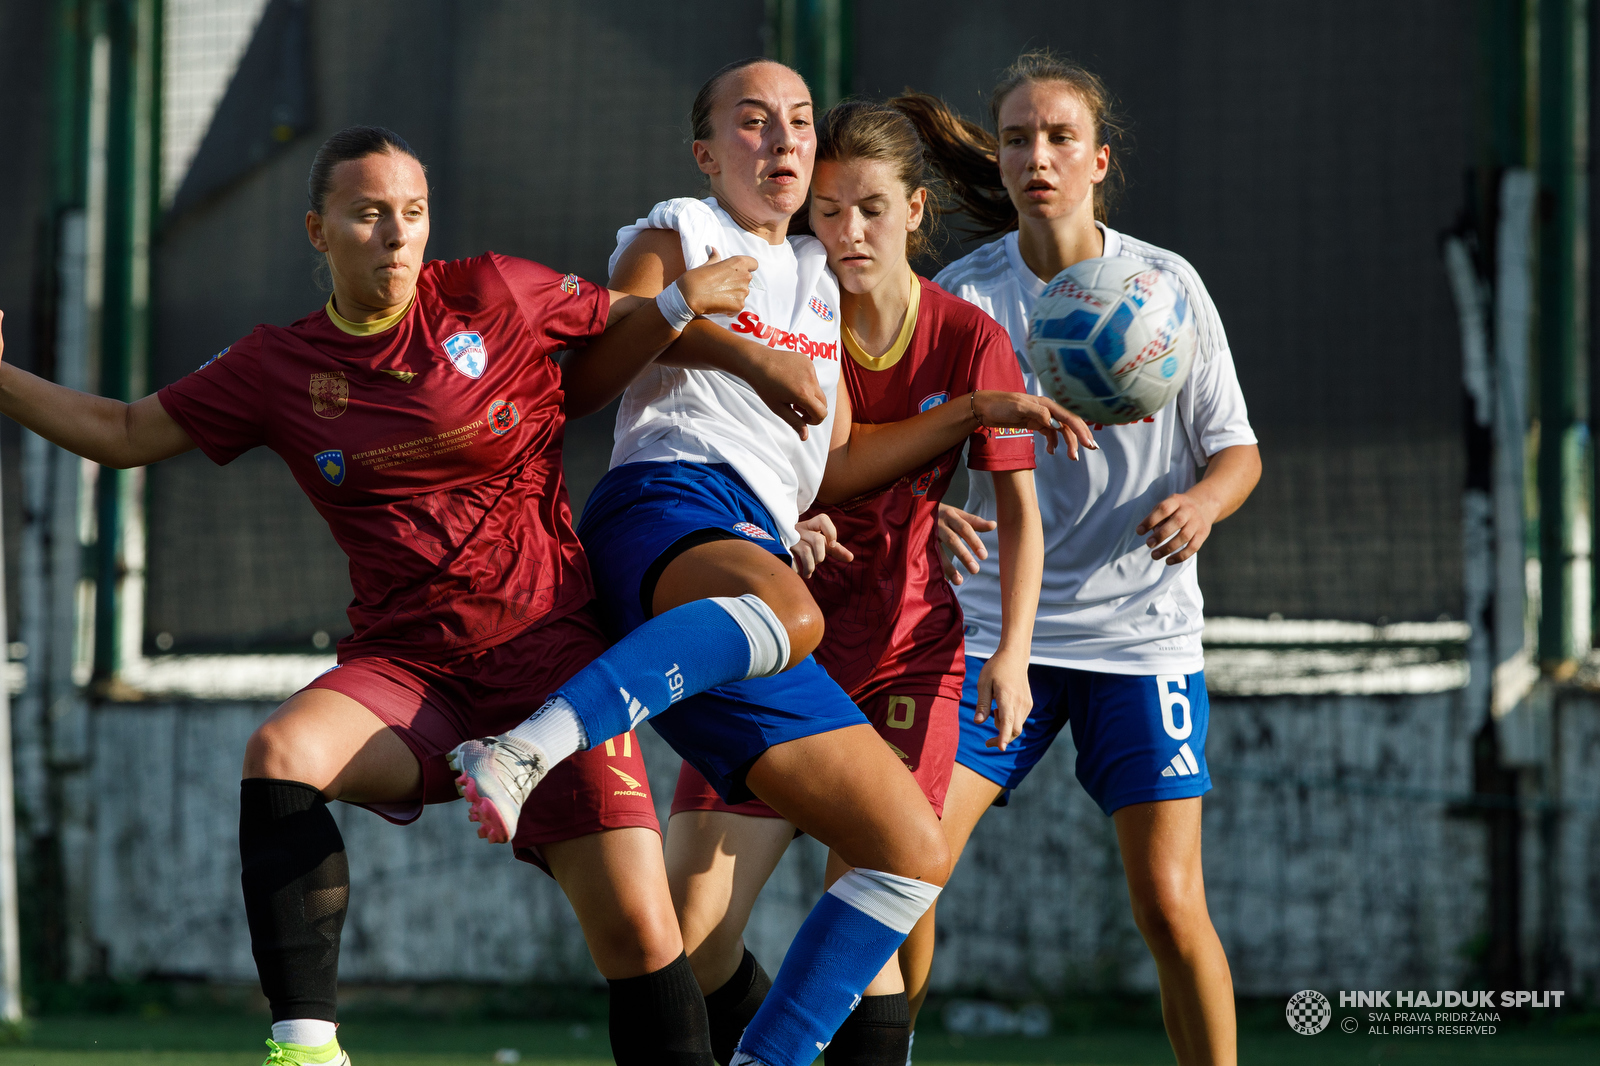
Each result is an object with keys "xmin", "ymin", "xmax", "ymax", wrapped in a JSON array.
[{"xmin": 446, "ymin": 735, "xmax": 549, "ymax": 844}]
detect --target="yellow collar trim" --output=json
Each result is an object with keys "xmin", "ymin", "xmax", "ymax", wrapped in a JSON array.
[
  {"xmin": 842, "ymin": 274, "xmax": 921, "ymax": 372},
  {"xmin": 325, "ymin": 293, "xmax": 414, "ymax": 337}
]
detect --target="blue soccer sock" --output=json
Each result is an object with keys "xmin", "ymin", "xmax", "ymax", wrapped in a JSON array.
[
  {"xmin": 731, "ymin": 870, "xmax": 941, "ymax": 1066},
  {"xmin": 530, "ymin": 594, "xmax": 789, "ymax": 752}
]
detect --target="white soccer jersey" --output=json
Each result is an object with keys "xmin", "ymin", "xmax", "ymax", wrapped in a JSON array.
[
  {"xmin": 935, "ymin": 225, "xmax": 1256, "ymax": 674},
  {"xmin": 608, "ymin": 197, "xmax": 842, "ymax": 547}
]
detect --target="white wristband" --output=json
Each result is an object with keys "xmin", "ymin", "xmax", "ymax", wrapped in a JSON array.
[{"xmin": 655, "ymin": 280, "xmax": 696, "ymax": 331}]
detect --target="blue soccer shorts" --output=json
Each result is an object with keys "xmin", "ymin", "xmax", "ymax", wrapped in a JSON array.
[
  {"xmin": 577, "ymin": 460, "xmax": 869, "ymax": 803},
  {"xmin": 954, "ymin": 654, "xmax": 1211, "ymax": 816}
]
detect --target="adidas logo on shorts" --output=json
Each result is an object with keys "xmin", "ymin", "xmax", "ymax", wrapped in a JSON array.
[{"xmin": 1160, "ymin": 742, "xmax": 1201, "ymax": 778}]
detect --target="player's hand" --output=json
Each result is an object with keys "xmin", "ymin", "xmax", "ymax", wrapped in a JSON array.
[
  {"xmin": 975, "ymin": 648, "xmax": 1033, "ymax": 750},
  {"xmin": 676, "ymin": 248, "xmax": 758, "ymax": 319},
  {"xmin": 749, "ymin": 348, "xmax": 829, "ymax": 441},
  {"xmin": 790, "ymin": 513, "xmax": 853, "ymax": 577},
  {"xmin": 969, "ymin": 390, "xmax": 1096, "ymax": 459},
  {"xmin": 935, "ymin": 503, "xmax": 995, "ymax": 585},
  {"xmin": 1137, "ymin": 490, "xmax": 1220, "ymax": 564}
]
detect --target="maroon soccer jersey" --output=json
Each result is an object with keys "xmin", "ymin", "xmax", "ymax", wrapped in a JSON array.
[
  {"xmin": 804, "ymin": 276, "xmax": 1035, "ymax": 700},
  {"xmin": 159, "ymin": 253, "xmax": 609, "ymax": 662}
]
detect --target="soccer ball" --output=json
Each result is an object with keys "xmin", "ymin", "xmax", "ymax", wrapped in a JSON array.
[{"xmin": 1027, "ymin": 256, "xmax": 1197, "ymax": 425}]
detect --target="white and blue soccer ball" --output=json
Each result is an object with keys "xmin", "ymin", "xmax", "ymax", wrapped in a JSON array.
[{"xmin": 1027, "ymin": 256, "xmax": 1197, "ymax": 425}]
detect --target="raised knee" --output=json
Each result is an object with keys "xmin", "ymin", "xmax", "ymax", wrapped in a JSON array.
[
  {"xmin": 782, "ymin": 604, "xmax": 825, "ymax": 664},
  {"xmin": 243, "ymin": 718, "xmax": 333, "ymax": 791}
]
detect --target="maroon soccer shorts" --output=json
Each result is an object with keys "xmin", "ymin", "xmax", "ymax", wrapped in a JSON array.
[
  {"xmin": 670, "ymin": 686, "xmax": 960, "ymax": 820},
  {"xmin": 304, "ymin": 607, "xmax": 659, "ymax": 873}
]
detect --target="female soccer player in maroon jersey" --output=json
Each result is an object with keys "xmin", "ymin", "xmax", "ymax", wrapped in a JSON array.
[
  {"xmin": 664, "ymin": 100, "xmax": 1062, "ymax": 1065},
  {"xmin": 0, "ymin": 126, "xmax": 758, "ymax": 1066}
]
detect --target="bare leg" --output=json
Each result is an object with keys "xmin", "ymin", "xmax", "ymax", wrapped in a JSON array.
[
  {"xmin": 1113, "ymin": 798, "xmax": 1236, "ymax": 1066},
  {"xmin": 242, "ymin": 687, "xmax": 422, "ymax": 802},
  {"xmin": 665, "ymin": 811, "xmax": 797, "ymax": 992},
  {"xmin": 545, "ymin": 827, "xmax": 685, "ymax": 979},
  {"xmin": 744, "ymin": 726, "xmax": 949, "ymax": 885},
  {"xmin": 653, "ymin": 538, "xmax": 826, "ymax": 665},
  {"xmin": 895, "ymin": 764, "xmax": 1004, "ymax": 1021}
]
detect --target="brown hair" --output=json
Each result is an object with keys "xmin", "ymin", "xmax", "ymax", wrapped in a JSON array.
[
  {"xmin": 893, "ymin": 51, "xmax": 1126, "ymax": 238},
  {"xmin": 306, "ymin": 125, "xmax": 423, "ymax": 214},
  {"xmin": 814, "ymin": 99, "xmax": 944, "ymax": 259},
  {"xmin": 690, "ymin": 57, "xmax": 807, "ymax": 142}
]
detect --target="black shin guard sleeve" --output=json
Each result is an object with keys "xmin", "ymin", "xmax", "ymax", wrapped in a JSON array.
[
  {"xmin": 822, "ymin": 992, "xmax": 912, "ymax": 1066},
  {"xmin": 607, "ymin": 952, "xmax": 714, "ymax": 1065},
  {"xmin": 704, "ymin": 947, "xmax": 772, "ymax": 1066},
  {"xmin": 239, "ymin": 779, "xmax": 349, "ymax": 1022}
]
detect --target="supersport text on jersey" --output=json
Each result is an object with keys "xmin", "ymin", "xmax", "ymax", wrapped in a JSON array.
[{"xmin": 607, "ymin": 197, "xmax": 842, "ymax": 546}]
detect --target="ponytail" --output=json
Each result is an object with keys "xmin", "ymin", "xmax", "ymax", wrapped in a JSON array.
[{"xmin": 889, "ymin": 92, "xmax": 1014, "ymax": 239}]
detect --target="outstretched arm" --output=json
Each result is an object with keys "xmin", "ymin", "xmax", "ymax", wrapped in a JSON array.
[
  {"xmin": 814, "ymin": 391, "xmax": 1094, "ymax": 507},
  {"xmin": 561, "ymin": 250, "xmax": 759, "ymax": 418},
  {"xmin": 971, "ymin": 469, "xmax": 1042, "ymax": 750},
  {"xmin": 0, "ymin": 311, "xmax": 194, "ymax": 468}
]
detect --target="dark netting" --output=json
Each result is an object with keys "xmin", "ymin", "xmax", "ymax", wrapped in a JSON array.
[
  {"xmin": 146, "ymin": 0, "xmax": 1473, "ymax": 651},
  {"xmin": 146, "ymin": 1, "xmax": 764, "ymax": 652},
  {"xmin": 858, "ymin": 0, "xmax": 1472, "ymax": 623}
]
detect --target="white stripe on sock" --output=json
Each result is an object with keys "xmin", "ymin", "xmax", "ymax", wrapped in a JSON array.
[
  {"xmin": 826, "ymin": 868, "xmax": 942, "ymax": 936},
  {"xmin": 711, "ymin": 594, "xmax": 791, "ymax": 678}
]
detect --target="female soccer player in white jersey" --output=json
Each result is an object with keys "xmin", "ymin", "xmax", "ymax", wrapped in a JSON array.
[
  {"xmin": 664, "ymin": 98, "xmax": 1071, "ymax": 1066},
  {"xmin": 449, "ymin": 59, "xmax": 1080, "ymax": 1066},
  {"xmin": 904, "ymin": 54, "xmax": 1262, "ymax": 1066},
  {"xmin": 0, "ymin": 126, "xmax": 761, "ymax": 1066}
]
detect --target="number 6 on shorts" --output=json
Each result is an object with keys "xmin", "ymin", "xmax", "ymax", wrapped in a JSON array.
[{"xmin": 1156, "ymin": 674, "xmax": 1192, "ymax": 740}]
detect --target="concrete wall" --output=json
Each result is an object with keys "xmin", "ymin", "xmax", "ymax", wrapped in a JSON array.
[{"xmin": 83, "ymin": 688, "xmax": 1598, "ymax": 997}]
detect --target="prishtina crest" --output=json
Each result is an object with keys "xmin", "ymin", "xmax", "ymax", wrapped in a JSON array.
[
  {"xmin": 309, "ymin": 371, "xmax": 348, "ymax": 419},
  {"xmin": 315, "ymin": 450, "xmax": 346, "ymax": 487},
  {"xmin": 443, "ymin": 331, "xmax": 488, "ymax": 379}
]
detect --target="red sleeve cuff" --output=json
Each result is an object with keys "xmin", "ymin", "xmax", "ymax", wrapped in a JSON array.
[{"xmin": 966, "ymin": 453, "xmax": 1038, "ymax": 472}]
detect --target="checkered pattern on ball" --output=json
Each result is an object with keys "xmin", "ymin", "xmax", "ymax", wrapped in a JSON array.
[{"xmin": 1286, "ymin": 989, "xmax": 1331, "ymax": 1035}]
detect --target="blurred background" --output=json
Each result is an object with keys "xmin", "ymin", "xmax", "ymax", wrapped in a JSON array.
[{"xmin": 0, "ymin": 0, "xmax": 1596, "ymax": 1044}]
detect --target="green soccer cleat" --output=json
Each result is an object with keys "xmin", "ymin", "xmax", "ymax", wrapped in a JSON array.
[{"xmin": 262, "ymin": 1036, "xmax": 351, "ymax": 1065}]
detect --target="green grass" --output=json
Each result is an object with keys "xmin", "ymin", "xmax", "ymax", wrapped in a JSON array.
[{"xmin": 0, "ymin": 1014, "xmax": 1594, "ymax": 1066}]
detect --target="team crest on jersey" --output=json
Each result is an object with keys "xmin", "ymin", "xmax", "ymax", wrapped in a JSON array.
[
  {"xmin": 309, "ymin": 371, "xmax": 348, "ymax": 419},
  {"xmin": 560, "ymin": 274, "xmax": 580, "ymax": 295},
  {"xmin": 197, "ymin": 346, "xmax": 228, "ymax": 371},
  {"xmin": 912, "ymin": 465, "xmax": 940, "ymax": 497},
  {"xmin": 442, "ymin": 331, "xmax": 488, "ymax": 379},
  {"xmin": 732, "ymin": 521, "xmax": 775, "ymax": 542},
  {"xmin": 919, "ymin": 392, "xmax": 950, "ymax": 412},
  {"xmin": 314, "ymin": 450, "xmax": 346, "ymax": 487},
  {"xmin": 488, "ymin": 399, "xmax": 521, "ymax": 435},
  {"xmin": 809, "ymin": 296, "xmax": 835, "ymax": 322}
]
